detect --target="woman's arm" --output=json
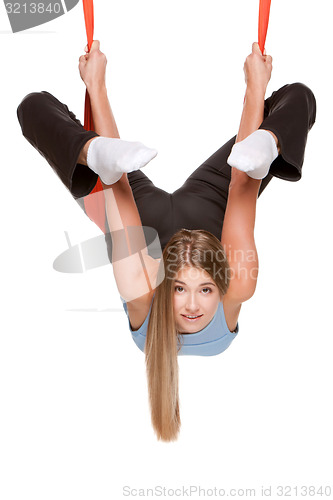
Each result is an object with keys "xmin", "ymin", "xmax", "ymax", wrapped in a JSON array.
[
  {"xmin": 79, "ymin": 41, "xmax": 161, "ymax": 303},
  {"xmin": 221, "ymin": 43, "xmax": 273, "ymax": 317},
  {"xmin": 79, "ymin": 40, "xmax": 119, "ymax": 138}
]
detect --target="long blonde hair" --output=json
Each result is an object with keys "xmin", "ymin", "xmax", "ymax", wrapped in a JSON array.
[{"xmin": 145, "ymin": 229, "xmax": 230, "ymax": 441}]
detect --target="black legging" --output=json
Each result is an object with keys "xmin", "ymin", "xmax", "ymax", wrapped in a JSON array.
[{"xmin": 17, "ymin": 83, "xmax": 316, "ymax": 255}]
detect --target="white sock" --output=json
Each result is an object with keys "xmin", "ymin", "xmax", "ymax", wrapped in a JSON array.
[
  {"xmin": 86, "ymin": 136, "xmax": 158, "ymax": 185},
  {"xmin": 227, "ymin": 129, "xmax": 279, "ymax": 180}
]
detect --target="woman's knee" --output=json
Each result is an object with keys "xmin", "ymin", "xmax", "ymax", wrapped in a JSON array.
[
  {"xmin": 289, "ymin": 83, "xmax": 316, "ymax": 126},
  {"xmin": 17, "ymin": 91, "xmax": 55, "ymax": 125},
  {"xmin": 17, "ymin": 92, "xmax": 40, "ymax": 135},
  {"xmin": 289, "ymin": 82, "xmax": 316, "ymax": 102},
  {"xmin": 275, "ymin": 83, "xmax": 316, "ymax": 130}
]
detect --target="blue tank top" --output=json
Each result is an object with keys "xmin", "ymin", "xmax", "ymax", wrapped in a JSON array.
[{"xmin": 121, "ymin": 296, "xmax": 239, "ymax": 356}]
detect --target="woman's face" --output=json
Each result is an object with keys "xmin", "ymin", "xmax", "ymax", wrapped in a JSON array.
[{"xmin": 173, "ymin": 266, "xmax": 221, "ymax": 334}]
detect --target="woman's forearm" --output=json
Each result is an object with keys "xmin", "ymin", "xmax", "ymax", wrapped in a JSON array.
[
  {"xmin": 231, "ymin": 85, "xmax": 266, "ymax": 185},
  {"xmin": 85, "ymin": 84, "xmax": 143, "ymax": 230},
  {"xmin": 87, "ymin": 83, "xmax": 120, "ymax": 138},
  {"xmin": 235, "ymin": 86, "xmax": 265, "ymax": 143}
]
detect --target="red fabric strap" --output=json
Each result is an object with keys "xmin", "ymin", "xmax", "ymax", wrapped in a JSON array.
[{"xmin": 258, "ymin": 0, "xmax": 271, "ymax": 54}]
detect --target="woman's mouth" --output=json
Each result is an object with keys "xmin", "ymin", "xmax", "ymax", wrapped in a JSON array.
[{"xmin": 181, "ymin": 314, "xmax": 203, "ymax": 322}]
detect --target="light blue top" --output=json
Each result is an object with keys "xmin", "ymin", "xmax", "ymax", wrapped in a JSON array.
[{"xmin": 121, "ymin": 295, "xmax": 239, "ymax": 357}]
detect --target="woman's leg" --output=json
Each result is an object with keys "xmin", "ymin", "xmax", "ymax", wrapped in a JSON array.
[
  {"xmin": 258, "ymin": 82, "xmax": 316, "ymax": 181},
  {"xmin": 171, "ymin": 82, "xmax": 316, "ymax": 241},
  {"xmin": 17, "ymin": 91, "xmax": 174, "ymax": 255},
  {"xmin": 126, "ymin": 171, "xmax": 174, "ymax": 251},
  {"xmin": 17, "ymin": 91, "xmax": 100, "ymax": 198}
]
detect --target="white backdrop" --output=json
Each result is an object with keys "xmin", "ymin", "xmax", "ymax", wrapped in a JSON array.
[{"xmin": 1, "ymin": 0, "xmax": 332, "ymax": 499}]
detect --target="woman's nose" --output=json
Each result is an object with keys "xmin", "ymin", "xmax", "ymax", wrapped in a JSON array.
[{"xmin": 185, "ymin": 295, "xmax": 200, "ymax": 311}]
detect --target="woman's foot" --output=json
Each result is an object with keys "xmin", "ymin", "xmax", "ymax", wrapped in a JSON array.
[
  {"xmin": 227, "ymin": 129, "xmax": 280, "ymax": 179},
  {"xmin": 83, "ymin": 136, "xmax": 158, "ymax": 185}
]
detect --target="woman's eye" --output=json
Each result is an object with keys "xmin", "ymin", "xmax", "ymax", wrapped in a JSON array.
[{"xmin": 175, "ymin": 286, "xmax": 212, "ymax": 293}]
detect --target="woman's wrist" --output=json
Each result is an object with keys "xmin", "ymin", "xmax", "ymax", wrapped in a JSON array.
[
  {"xmin": 245, "ymin": 83, "xmax": 266, "ymax": 101},
  {"xmin": 86, "ymin": 81, "xmax": 107, "ymax": 97}
]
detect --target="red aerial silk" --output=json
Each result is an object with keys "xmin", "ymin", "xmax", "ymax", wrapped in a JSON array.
[
  {"xmin": 258, "ymin": 0, "xmax": 271, "ymax": 54},
  {"xmin": 82, "ymin": 0, "xmax": 106, "ymax": 234}
]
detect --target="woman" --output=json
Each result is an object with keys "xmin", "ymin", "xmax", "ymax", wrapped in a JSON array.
[{"xmin": 17, "ymin": 41, "xmax": 316, "ymax": 442}]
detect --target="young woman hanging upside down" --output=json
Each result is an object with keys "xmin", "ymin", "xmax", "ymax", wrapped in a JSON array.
[{"xmin": 17, "ymin": 40, "xmax": 316, "ymax": 442}]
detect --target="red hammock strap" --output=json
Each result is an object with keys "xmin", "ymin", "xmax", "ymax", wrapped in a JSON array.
[
  {"xmin": 258, "ymin": 0, "xmax": 271, "ymax": 54},
  {"xmin": 82, "ymin": 0, "xmax": 106, "ymax": 234},
  {"xmin": 82, "ymin": 0, "xmax": 94, "ymax": 50}
]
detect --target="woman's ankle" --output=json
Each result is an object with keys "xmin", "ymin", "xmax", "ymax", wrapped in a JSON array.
[
  {"xmin": 265, "ymin": 130, "xmax": 281, "ymax": 154},
  {"xmin": 78, "ymin": 137, "xmax": 97, "ymax": 165}
]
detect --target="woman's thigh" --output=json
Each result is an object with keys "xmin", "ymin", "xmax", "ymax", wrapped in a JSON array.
[{"xmin": 126, "ymin": 170, "xmax": 175, "ymax": 251}]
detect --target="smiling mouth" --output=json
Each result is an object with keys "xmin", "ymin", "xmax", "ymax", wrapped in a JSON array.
[{"xmin": 181, "ymin": 314, "xmax": 203, "ymax": 321}]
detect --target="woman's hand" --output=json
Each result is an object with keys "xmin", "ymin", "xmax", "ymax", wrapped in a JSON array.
[
  {"xmin": 243, "ymin": 42, "xmax": 273, "ymax": 94},
  {"xmin": 78, "ymin": 40, "xmax": 107, "ymax": 92}
]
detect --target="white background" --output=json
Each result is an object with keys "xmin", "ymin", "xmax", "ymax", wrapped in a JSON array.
[{"xmin": 1, "ymin": 0, "xmax": 332, "ymax": 498}]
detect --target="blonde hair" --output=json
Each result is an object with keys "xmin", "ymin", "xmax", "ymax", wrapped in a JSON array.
[{"xmin": 145, "ymin": 229, "xmax": 230, "ymax": 441}]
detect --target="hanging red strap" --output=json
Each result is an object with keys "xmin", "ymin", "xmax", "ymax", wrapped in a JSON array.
[
  {"xmin": 258, "ymin": 0, "xmax": 271, "ymax": 54},
  {"xmin": 82, "ymin": 0, "xmax": 106, "ymax": 234}
]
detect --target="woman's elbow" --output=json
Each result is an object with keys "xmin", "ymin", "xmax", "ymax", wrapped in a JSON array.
[{"xmin": 227, "ymin": 276, "xmax": 258, "ymax": 304}]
